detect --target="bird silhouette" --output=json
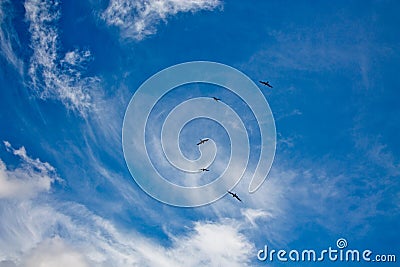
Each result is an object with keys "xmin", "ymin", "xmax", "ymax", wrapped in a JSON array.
[
  {"xmin": 259, "ymin": 80, "xmax": 273, "ymax": 88},
  {"xmin": 197, "ymin": 138, "xmax": 209, "ymax": 145},
  {"xmin": 212, "ymin": 97, "xmax": 221, "ymax": 102},
  {"xmin": 200, "ymin": 168, "xmax": 210, "ymax": 172},
  {"xmin": 227, "ymin": 191, "xmax": 242, "ymax": 202}
]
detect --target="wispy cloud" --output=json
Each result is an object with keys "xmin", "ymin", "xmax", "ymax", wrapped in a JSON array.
[
  {"xmin": 249, "ymin": 27, "xmax": 369, "ymax": 73},
  {"xmin": 102, "ymin": 0, "xmax": 222, "ymax": 40},
  {"xmin": 244, "ymin": 20, "xmax": 393, "ymax": 92},
  {"xmin": 0, "ymin": 141, "xmax": 254, "ymax": 267},
  {"xmin": 0, "ymin": 0, "xmax": 23, "ymax": 74},
  {"xmin": 1, "ymin": 199, "xmax": 254, "ymax": 267},
  {"xmin": 24, "ymin": 0, "xmax": 100, "ymax": 117},
  {"xmin": 199, "ymin": 146, "xmax": 398, "ymax": 248},
  {"xmin": 1, "ymin": 207, "xmax": 253, "ymax": 266},
  {"xmin": 241, "ymin": 208, "xmax": 273, "ymax": 228},
  {"xmin": 276, "ymin": 108, "xmax": 302, "ymax": 120},
  {"xmin": 353, "ymin": 135, "xmax": 400, "ymax": 178}
]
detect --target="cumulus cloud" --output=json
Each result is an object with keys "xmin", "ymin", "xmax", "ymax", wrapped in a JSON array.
[
  {"xmin": 168, "ymin": 222, "xmax": 253, "ymax": 266},
  {"xmin": 0, "ymin": 159, "xmax": 51, "ymax": 200},
  {"xmin": 21, "ymin": 237, "xmax": 90, "ymax": 267},
  {"xmin": 0, "ymin": 141, "xmax": 59, "ymax": 200},
  {"xmin": 24, "ymin": 0, "xmax": 100, "ymax": 117},
  {"xmin": 102, "ymin": 0, "xmax": 222, "ymax": 40}
]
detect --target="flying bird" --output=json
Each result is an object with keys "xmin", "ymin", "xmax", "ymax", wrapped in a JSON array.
[
  {"xmin": 200, "ymin": 168, "xmax": 210, "ymax": 172},
  {"xmin": 212, "ymin": 97, "xmax": 221, "ymax": 102},
  {"xmin": 227, "ymin": 191, "xmax": 242, "ymax": 202},
  {"xmin": 259, "ymin": 80, "xmax": 273, "ymax": 88},
  {"xmin": 197, "ymin": 138, "xmax": 209, "ymax": 145}
]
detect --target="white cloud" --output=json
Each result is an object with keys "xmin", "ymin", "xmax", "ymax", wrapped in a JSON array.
[
  {"xmin": 21, "ymin": 237, "xmax": 90, "ymax": 267},
  {"xmin": 0, "ymin": 0, "xmax": 23, "ymax": 74},
  {"xmin": 0, "ymin": 201, "xmax": 254, "ymax": 267},
  {"xmin": 0, "ymin": 141, "xmax": 58, "ymax": 200},
  {"xmin": 0, "ymin": 142, "xmax": 254, "ymax": 267},
  {"xmin": 4, "ymin": 141, "xmax": 56, "ymax": 174},
  {"xmin": 102, "ymin": 0, "xmax": 222, "ymax": 40},
  {"xmin": 24, "ymin": 0, "xmax": 100, "ymax": 117},
  {"xmin": 168, "ymin": 221, "xmax": 253, "ymax": 266},
  {"xmin": 0, "ymin": 159, "xmax": 51, "ymax": 200}
]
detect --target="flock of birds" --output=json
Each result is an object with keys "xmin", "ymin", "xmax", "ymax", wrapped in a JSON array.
[
  {"xmin": 193, "ymin": 80, "xmax": 273, "ymax": 203},
  {"xmin": 196, "ymin": 138, "xmax": 242, "ymax": 202}
]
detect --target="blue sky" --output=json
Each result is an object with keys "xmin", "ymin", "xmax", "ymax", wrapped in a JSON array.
[{"xmin": 0, "ymin": 0, "xmax": 399, "ymax": 266}]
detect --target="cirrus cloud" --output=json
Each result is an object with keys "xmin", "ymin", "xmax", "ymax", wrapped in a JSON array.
[
  {"xmin": 24, "ymin": 0, "xmax": 100, "ymax": 117},
  {"xmin": 102, "ymin": 0, "xmax": 222, "ymax": 40},
  {"xmin": 0, "ymin": 0, "xmax": 23, "ymax": 74}
]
